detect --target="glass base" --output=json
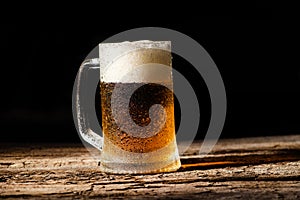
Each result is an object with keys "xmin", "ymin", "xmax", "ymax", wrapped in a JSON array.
[
  {"xmin": 99, "ymin": 138, "xmax": 181, "ymax": 174},
  {"xmin": 99, "ymin": 158, "xmax": 181, "ymax": 174}
]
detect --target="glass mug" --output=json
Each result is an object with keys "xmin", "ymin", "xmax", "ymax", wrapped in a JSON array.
[{"xmin": 75, "ymin": 41, "xmax": 181, "ymax": 174}]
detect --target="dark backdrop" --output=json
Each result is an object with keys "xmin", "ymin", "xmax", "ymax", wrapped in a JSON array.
[{"xmin": 1, "ymin": 2, "xmax": 298, "ymax": 143}]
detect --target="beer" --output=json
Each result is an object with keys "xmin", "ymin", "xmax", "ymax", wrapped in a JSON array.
[
  {"xmin": 100, "ymin": 81, "xmax": 175, "ymax": 153},
  {"xmin": 96, "ymin": 41, "xmax": 181, "ymax": 173}
]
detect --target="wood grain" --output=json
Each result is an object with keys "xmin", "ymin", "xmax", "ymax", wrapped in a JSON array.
[{"xmin": 0, "ymin": 135, "xmax": 300, "ymax": 199}]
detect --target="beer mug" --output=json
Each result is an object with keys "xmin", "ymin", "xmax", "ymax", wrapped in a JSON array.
[{"xmin": 74, "ymin": 41, "xmax": 181, "ymax": 174}]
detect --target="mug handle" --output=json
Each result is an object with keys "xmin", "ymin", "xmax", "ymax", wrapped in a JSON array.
[{"xmin": 73, "ymin": 58, "xmax": 103, "ymax": 151}]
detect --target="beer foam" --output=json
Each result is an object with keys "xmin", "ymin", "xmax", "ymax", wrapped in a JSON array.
[{"xmin": 99, "ymin": 41, "xmax": 172, "ymax": 83}]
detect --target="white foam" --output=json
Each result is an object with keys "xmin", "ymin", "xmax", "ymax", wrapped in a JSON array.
[{"xmin": 99, "ymin": 41, "xmax": 171, "ymax": 83}]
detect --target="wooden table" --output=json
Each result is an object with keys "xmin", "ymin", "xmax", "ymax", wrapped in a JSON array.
[{"xmin": 1, "ymin": 135, "xmax": 300, "ymax": 199}]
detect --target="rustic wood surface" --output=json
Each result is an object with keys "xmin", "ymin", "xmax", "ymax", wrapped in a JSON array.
[{"xmin": 0, "ymin": 135, "xmax": 300, "ymax": 199}]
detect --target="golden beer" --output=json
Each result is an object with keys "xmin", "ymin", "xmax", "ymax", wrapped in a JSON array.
[{"xmin": 100, "ymin": 81, "xmax": 175, "ymax": 153}]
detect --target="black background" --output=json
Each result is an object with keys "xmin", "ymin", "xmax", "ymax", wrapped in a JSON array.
[{"xmin": 0, "ymin": 2, "xmax": 298, "ymax": 143}]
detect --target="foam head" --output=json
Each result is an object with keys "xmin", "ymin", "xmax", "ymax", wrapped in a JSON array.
[{"xmin": 99, "ymin": 41, "xmax": 172, "ymax": 83}]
